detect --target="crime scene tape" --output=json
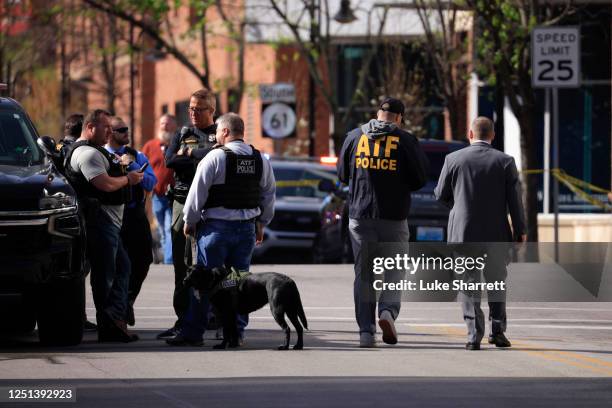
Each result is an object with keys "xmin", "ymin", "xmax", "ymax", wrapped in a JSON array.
[
  {"xmin": 276, "ymin": 179, "xmax": 321, "ymax": 188},
  {"xmin": 523, "ymin": 168, "xmax": 612, "ymax": 211}
]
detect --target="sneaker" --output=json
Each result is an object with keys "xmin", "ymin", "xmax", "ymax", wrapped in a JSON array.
[
  {"xmin": 166, "ymin": 334, "xmax": 204, "ymax": 347},
  {"xmin": 359, "ymin": 332, "xmax": 376, "ymax": 348},
  {"xmin": 83, "ymin": 320, "xmax": 98, "ymax": 332},
  {"xmin": 156, "ymin": 327, "xmax": 178, "ymax": 340},
  {"xmin": 378, "ymin": 310, "xmax": 398, "ymax": 345}
]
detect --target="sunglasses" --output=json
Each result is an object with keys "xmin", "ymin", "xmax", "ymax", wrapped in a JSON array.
[{"xmin": 113, "ymin": 127, "xmax": 129, "ymax": 133}]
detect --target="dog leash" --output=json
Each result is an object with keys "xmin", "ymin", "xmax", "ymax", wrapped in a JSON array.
[{"xmin": 185, "ymin": 235, "xmax": 201, "ymax": 301}]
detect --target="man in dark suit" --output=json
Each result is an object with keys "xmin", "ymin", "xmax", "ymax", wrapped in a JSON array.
[{"xmin": 434, "ymin": 116, "xmax": 526, "ymax": 350}]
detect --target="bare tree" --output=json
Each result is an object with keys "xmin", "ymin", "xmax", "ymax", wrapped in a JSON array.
[
  {"xmin": 375, "ymin": 42, "xmax": 429, "ymax": 138},
  {"xmin": 267, "ymin": 0, "xmax": 390, "ymax": 150},
  {"xmin": 414, "ymin": 0, "xmax": 470, "ymax": 140},
  {"xmin": 81, "ymin": 0, "xmax": 253, "ymax": 114}
]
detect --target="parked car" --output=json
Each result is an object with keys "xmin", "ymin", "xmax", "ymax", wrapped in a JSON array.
[
  {"xmin": 252, "ymin": 158, "xmax": 337, "ymax": 260},
  {"xmin": 0, "ymin": 92, "xmax": 85, "ymax": 345},
  {"xmin": 312, "ymin": 139, "xmax": 467, "ymax": 263}
]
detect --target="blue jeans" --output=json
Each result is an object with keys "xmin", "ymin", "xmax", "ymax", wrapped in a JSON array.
[
  {"xmin": 181, "ymin": 219, "xmax": 255, "ymax": 341},
  {"xmin": 87, "ymin": 210, "xmax": 131, "ymax": 323},
  {"xmin": 152, "ymin": 194, "xmax": 173, "ymax": 264}
]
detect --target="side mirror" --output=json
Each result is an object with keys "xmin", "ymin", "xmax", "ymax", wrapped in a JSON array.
[
  {"xmin": 318, "ymin": 179, "xmax": 336, "ymax": 193},
  {"xmin": 37, "ymin": 136, "xmax": 58, "ymax": 157}
]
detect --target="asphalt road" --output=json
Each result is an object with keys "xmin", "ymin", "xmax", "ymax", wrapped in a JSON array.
[{"xmin": 1, "ymin": 264, "xmax": 612, "ymax": 407}]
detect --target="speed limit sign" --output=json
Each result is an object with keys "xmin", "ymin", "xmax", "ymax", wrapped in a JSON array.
[
  {"xmin": 262, "ymin": 102, "xmax": 297, "ymax": 139},
  {"xmin": 259, "ymin": 83, "xmax": 297, "ymax": 139},
  {"xmin": 532, "ymin": 26, "xmax": 580, "ymax": 88}
]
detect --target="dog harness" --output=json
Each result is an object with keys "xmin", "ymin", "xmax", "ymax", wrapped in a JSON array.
[{"xmin": 208, "ymin": 267, "xmax": 252, "ymax": 298}]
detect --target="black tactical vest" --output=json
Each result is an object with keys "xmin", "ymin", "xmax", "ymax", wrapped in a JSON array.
[
  {"xmin": 64, "ymin": 140, "xmax": 130, "ymax": 205},
  {"xmin": 204, "ymin": 145, "xmax": 263, "ymax": 210}
]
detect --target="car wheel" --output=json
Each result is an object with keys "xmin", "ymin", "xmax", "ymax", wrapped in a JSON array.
[
  {"xmin": 36, "ymin": 277, "xmax": 84, "ymax": 346},
  {"xmin": 0, "ymin": 293, "xmax": 37, "ymax": 334}
]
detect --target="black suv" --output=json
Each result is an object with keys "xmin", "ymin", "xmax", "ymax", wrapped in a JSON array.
[
  {"xmin": 252, "ymin": 159, "xmax": 337, "ymax": 260},
  {"xmin": 313, "ymin": 139, "xmax": 467, "ymax": 263},
  {"xmin": 0, "ymin": 94, "xmax": 84, "ymax": 345}
]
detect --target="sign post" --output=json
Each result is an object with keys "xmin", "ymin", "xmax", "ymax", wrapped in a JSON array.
[{"xmin": 532, "ymin": 26, "xmax": 580, "ymax": 259}]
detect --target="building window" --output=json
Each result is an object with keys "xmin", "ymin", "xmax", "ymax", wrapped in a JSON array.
[{"xmin": 175, "ymin": 100, "xmax": 189, "ymax": 127}]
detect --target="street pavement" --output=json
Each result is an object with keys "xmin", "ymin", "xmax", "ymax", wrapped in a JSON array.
[{"xmin": 1, "ymin": 263, "xmax": 612, "ymax": 407}]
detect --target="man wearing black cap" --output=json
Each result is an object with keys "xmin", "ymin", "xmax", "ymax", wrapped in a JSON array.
[{"xmin": 337, "ymin": 97, "xmax": 428, "ymax": 348}]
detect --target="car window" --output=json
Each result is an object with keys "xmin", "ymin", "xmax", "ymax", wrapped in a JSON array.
[
  {"xmin": 0, "ymin": 111, "xmax": 42, "ymax": 165},
  {"xmin": 425, "ymin": 151, "xmax": 447, "ymax": 181},
  {"xmin": 273, "ymin": 165, "xmax": 337, "ymax": 198}
]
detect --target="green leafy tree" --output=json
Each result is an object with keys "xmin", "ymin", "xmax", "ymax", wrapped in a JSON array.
[{"xmin": 466, "ymin": 0, "xmax": 574, "ymax": 241}]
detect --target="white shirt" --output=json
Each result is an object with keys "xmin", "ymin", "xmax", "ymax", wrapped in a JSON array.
[{"xmin": 183, "ymin": 140, "xmax": 276, "ymax": 226}]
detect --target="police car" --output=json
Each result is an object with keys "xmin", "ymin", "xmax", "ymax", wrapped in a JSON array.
[
  {"xmin": 0, "ymin": 86, "xmax": 85, "ymax": 345},
  {"xmin": 313, "ymin": 139, "xmax": 467, "ymax": 263},
  {"xmin": 252, "ymin": 158, "xmax": 338, "ymax": 261}
]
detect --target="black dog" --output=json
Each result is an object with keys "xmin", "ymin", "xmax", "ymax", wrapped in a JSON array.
[{"xmin": 183, "ymin": 265, "xmax": 308, "ymax": 350}]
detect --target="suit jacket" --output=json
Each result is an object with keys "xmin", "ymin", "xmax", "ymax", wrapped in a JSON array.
[{"xmin": 434, "ymin": 141, "xmax": 526, "ymax": 243}]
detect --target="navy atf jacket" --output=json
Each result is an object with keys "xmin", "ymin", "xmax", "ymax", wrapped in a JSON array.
[{"xmin": 337, "ymin": 119, "xmax": 428, "ymax": 220}]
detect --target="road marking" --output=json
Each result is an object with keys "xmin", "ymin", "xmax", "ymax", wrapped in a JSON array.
[
  {"xmin": 85, "ymin": 306, "xmax": 612, "ymax": 312},
  {"xmin": 405, "ymin": 323, "xmax": 612, "ymax": 330},
  {"xmin": 431, "ymin": 326, "xmax": 612, "ymax": 376},
  {"xmin": 151, "ymin": 390, "xmax": 200, "ymax": 408},
  {"xmin": 122, "ymin": 315, "xmax": 612, "ymax": 330}
]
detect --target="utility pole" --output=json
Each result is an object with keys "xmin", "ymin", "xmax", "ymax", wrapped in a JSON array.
[{"xmin": 308, "ymin": 0, "xmax": 319, "ymax": 157}]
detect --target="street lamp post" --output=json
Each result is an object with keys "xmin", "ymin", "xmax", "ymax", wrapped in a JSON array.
[
  {"xmin": 308, "ymin": 0, "xmax": 356, "ymax": 157},
  {"xmin": 129, "ymin": 22, "xmax": 135, "ymax": 147},
  {"xmin": 308, "ymin": 0, "xmax": 318, "ymax": 158}
]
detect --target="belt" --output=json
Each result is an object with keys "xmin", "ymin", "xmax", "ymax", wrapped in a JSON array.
[{"xmin": 207, "ymin": 217, "xmax": 256, "ymax": 224}]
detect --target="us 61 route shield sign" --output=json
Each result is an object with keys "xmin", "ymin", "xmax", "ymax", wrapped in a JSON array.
[{"xmin": 532, "ymin": 26, "xmax": 580, "ymax": 88}]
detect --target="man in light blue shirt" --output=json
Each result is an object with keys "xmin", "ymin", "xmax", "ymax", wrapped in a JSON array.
[{"xmin": 167, "ymin": 113, "xmax": 275, "ymax": 346}]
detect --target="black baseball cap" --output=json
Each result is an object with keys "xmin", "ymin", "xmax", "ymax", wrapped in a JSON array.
[{"xmin": 379, "ymin": 97, "xmax": 405, "ymax": 115}]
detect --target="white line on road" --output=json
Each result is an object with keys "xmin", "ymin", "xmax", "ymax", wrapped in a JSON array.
[
  {"xmin": 125, "ymin": 315, "xmax": 612, "ymax": 330},
  {"xmin": 405, "ymin": 323, "xmax": 612, "ymax": 330},
  {"xmin": 86, "ymin": 306, "xmax": 612, "ymax": 312}
]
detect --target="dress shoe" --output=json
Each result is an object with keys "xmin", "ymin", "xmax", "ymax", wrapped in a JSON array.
[
  {"xmin": 156, "ymin": 327, "xmax": 178, "ymax": 340},
  {"xmin": 96, "ymin": 313, "xmax": 135, "ymax": 343},
  {"xmin": 166, "ymin": 334, "xmax": 203, "ymax": 347},
  {"xmin": 378, "ymin": 310, "xmax": 398, "ymax": 345},
  {"xmin": 83, "ymin": 320, "xmax": 98, "ymax": 332},
  {"xmin": 465, "ymin": 342, "xmax": 480, "ymax": 350},
  {"xmin": 98, "ymin": 325, "xmax": 136, "ymax": 343},
  {"xmin": 488, "ymin": 333, "xmax": 511, "ymax": 348},
  {"xmin": 359, "ymin": 332, "xmax": 376, "ymax": 348},
  {"xmin": 114, "ymin": 320, "xmax": 139, "ymax": 341},
  {"xmin": 127, "ymin": 303, "xmax": 135, "ymax": 327}
]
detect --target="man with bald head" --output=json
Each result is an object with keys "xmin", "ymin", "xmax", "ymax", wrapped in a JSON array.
[{"xmin": 435, "ymin": 116, "xmax": 526, "ymax": 350}]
